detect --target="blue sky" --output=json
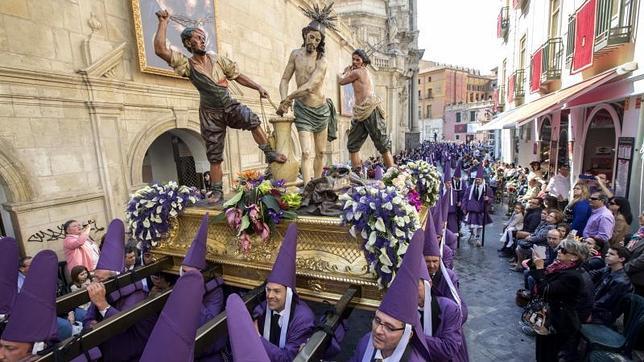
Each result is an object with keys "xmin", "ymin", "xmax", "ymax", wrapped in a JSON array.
[{"xmin": 418, "ymin": 0, "xmax": 501, "ymax": 74}]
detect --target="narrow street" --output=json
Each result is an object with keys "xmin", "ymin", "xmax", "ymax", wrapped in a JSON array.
[
  {"xmin": 334, "ymin": 202, "xmax": 535, "ymax": 361},
  {"xmin": 456, "ymin": 204, "xmax": 534, "ymax": 362}
]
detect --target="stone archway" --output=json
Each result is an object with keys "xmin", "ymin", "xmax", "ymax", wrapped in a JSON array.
[
  {"xmin": 127, "ymin": 117, "xmax": 203, "ymax": 187},
  {"xmin": 0, "ymin": 140, "xmax": 34, "ymax": 203},
  {"xmin": 580, "ymin": 103, "xmax": 622, "ymax": 182}
]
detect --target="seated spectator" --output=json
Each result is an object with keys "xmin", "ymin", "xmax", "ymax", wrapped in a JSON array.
[
  {"xmin": 512, "ymin": 209, "xmax": 561, "ymax": 271},
  {"xmin": 63, "ymin": 219, "xmax": 100, "ymax": 273},
  {"xmin": 556, "ymin": 223, "xmax": 571, "ymax": 239},
  {"xmin": 521, "ymin": 178, "xmax": 541, "ymax": 205},
  {"xmin": 625, "ymin": 211, "xmax": 644, "ymax": 296},
  {"xmin": 591, "ymin": 246, "xmax": 633, "ymax": 326},
  {"xmin": 530, "ymin": 239, "xmax": 591, "ymax": 362},
  {"xmin": 582, "ymin": 237, "xmax": 606, "ymax": 273},
  {"xmin": 543, "ymin": 195, "xmax": 560, "ymax": 211},
  {"xmin": 607, "ymin": 196, "xmax": 633, "ymax": 248},
  {"xmin": 499, "ymin": 203, "xmax": 524, "ymax": 253},
  {"xmin": 17, "ymin": 256, "xmax": 32, "ymax": 292},
  {"xmin": 517, "ymin": 198, "xmax": 543, "ymax": 236},
  {"xmin": 564, "ymin": 182, "xmax": 592, "ymax": 235},
  {"xmin": 522, "ymin": 229, "xmax": 564, "ymax": 293},
  {"xmin": 582, "ymin": 193, "xmax": 615, "ymax": 244}
]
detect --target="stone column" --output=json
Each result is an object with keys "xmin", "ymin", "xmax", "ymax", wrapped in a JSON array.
[{"xmin": 405, "ymin": 0, "xmax": 421, "ymax": 150}]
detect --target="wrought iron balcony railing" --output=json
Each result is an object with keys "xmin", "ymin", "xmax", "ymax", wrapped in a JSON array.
[
  {"xmin": 541, "ymin": 38, "xmax": 563, "ymax": 83},
  {"xmin": 595, "ymin": 0, "xmax": 635, "ymax": 52}
]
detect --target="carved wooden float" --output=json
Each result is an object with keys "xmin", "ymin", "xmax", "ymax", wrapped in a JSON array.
[{"xmin": 152, "ymin": 206, "xmax": 429, "ymax": 310}]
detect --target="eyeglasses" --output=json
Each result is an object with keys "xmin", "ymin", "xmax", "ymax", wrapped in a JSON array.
[
  {"xmin": 589, "ymin": 197, "xmax": 600, "ymax": 201},
  {"xmin": 372, "ymin": 316, "xmax": 405, "ymax": 334}
]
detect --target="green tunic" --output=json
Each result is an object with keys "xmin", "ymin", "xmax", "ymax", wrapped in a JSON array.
[{"xmin": 293, "ymin": 99, "xmax": 338, "ymax": 142}]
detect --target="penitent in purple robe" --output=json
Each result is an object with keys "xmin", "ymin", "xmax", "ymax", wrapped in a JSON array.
[
  {"xmin": 462, "ymin": 184, "xmax": 493, "ymax": 226},
  {"xmin": 83, "ymin": 281, "xmax": 156, "ymax": 361},
  {"xmin": 420, "ymin": 296, "xmax": 469, "ymax": 362},
  {"xmin": 445, "ymin": 188, "xmax": 462, "ymax": 235},
  {"xmin": 196, "ymin": 278, "xmax": 225, "ymax": 362},
  {"xmin": 445, "ymin": 229, "xmax": 458, "ymax": 251},
  {"xmin": 349, "ymin": 331, "xmax": 428, "ymax": 362},
  {"xmin": 252, "ymin": 299, "xmax": 315, "ymax": 362},
  {"xmin": 442, "ymin": 243, "xmax": 455, "ymax": 270},
  {"xmin": 431, "ymin": 268, "xmax": 468, "ymax": 325}
]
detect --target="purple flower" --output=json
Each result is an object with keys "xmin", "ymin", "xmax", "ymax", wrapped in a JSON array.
[
  {"xmin": 272, "ymin": 179, "xmax": 286, "ymax": 188},
  {"xmin": 225, "ymin": 208, "xmax": 243, "ymax": 230},
  {"xmin": 240, "ymin": 232, "xmax": 252, "ymax": 253}
]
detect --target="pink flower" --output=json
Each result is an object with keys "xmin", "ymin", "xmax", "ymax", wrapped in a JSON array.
[
  {"xmin": 225, "ymin": 208, "xmax": 242, "ymax": 230},
  {"xmin": 247, "ymin": 204, "xmax": 260, "ymax": 222},
  {"xmin": 407, "ymin": 189, "xmax": 422, "ymax": 211},
  {"xmin": 240, "ymin": 232, "xmax": 252, "ymax": 253}
]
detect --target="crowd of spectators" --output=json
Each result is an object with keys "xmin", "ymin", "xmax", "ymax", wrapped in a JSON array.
[{"xmin": 486, "ymin": 160, "xmax": 644, "ymax": 361}]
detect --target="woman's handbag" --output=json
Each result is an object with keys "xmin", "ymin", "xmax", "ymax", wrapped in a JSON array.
[{"xmin": 521, "ymin": 286, "xmax": 555, "ymax": 335}]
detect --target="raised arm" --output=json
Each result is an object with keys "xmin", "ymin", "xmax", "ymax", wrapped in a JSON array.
[
  {"xmin": 153, "ymin": 10, "xmax": 172, "ymax": 63},
  {"xmin": 284, "ymin": 57, "xmax": 328, "ymax": 101},
  {"xmin": 279, "ymin": 51, "xmax": 297, "ymax": 100},
  {"xmin": 338, "ymin": 67, "xmax": 359, "ymax": 85}
]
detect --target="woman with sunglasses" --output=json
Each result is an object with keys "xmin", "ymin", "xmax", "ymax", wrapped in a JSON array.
[
  {"xmin": 607, "ymin": 196, "xmax": 634, "ymax": 248},
  {"xmin": 530, "ymin": 239, "xmax": 591, "ymax": 362}
]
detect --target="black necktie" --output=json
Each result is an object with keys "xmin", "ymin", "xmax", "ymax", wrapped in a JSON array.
[{"xmin": 269, "ymin": 312, "xmax": 280, "ymax": 345}]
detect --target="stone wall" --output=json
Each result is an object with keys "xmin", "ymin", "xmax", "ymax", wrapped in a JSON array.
[{"xmin": 0, "ymin": 0, "xmax": 411, "ymax": 256}]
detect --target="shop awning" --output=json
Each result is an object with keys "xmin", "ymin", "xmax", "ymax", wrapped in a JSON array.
[{"xmin": 479, "ymin": 62, "xmax": 636, "ymax": 131}]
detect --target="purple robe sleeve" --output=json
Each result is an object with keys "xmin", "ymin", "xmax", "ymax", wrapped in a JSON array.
[
  {"xmin": 348, "ymin": 333, "xmax": 371, "ymax": 362},
  {"xmin": 422, "ymin": 298, "xmax": 463, "ymax": 362},
  {"xmin": 196, "ymin": 279, "xmax": 226, "ymax": 360},
  {"xmin": 260, "ymin": 302, "xmax": 315, "ymax": 362},
  {"xmin": 443, "ymin": 245, "xmax": 454, "ymax": 269}
]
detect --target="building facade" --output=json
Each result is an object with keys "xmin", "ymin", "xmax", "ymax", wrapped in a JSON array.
[
  {"xmin": 0, "ymin": 0, "xmax": 420, "ymax": 256},
  {"xmin": 485, "ymin": 0, "xmax": 644, "ymax": 219},
  {"xmin": 444, "ymin": 101, "xmax": 496, "ymax": 144},
  {"xmin": 417, "ymin": 60, "xmax": 495, "ymax": 141}
]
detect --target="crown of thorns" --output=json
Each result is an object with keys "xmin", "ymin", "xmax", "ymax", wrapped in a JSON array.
[{"xmin": 299, "ymin": 2, "xmax": 338, "ymax": 32}]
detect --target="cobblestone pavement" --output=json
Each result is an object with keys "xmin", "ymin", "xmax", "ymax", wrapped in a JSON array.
[{"xmin": 317, "ymin": 203, "xmax": 535, "ymax": 361}]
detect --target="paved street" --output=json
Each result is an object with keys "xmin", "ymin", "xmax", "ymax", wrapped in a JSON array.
[{"xmin": 330, "ymin": 203, "xmax": 535, "ymax": 361}]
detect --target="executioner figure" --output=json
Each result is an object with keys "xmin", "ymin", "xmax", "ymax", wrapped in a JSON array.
[
  {"xmin": 339, "ymin": 49, "xmax": 395, "ymax": 173},
  {"xmin": 277, "ymin": 4, "xmax": 338, "ymax": 184},
  {"xmin": 154, "ymin": 10, "xmax": 286, "ymax": 206}
]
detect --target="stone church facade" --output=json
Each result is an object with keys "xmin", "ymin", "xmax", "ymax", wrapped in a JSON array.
[{"xmin": 0, "ymin": 0, "xmax": 420, "ymax": 256}]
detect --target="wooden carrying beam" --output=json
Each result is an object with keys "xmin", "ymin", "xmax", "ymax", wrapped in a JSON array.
[
  {"xmin": 56, "ymin": 257, "xmax": 173, "ymax": 314},
  {"xmin": 294, "ymin": 285, "xmax": 361, "ymax": 362},
  {"xmin": 193, "ymin": 283, "xmax": 266, "ymax": 356},
  {"xmin": 36, "ymin": 289, "xmax": 172, "ymax": 362}
]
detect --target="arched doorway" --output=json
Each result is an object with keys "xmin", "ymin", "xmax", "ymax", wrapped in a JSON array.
[
  {"xmin": 539, "ymin": 118, "xmax": 552, "ymax": 165},
  {"xmin": 0, "ymin": 184, "xmax": 15, "ymax": 237},
  {"xmin": 142, "ymin": 129, "xmax": 209, "ymax": 188},
  {"xmin": 582, "ymin": 109, "xmax": 616, "ymax": 180},
  {"xmin": 557, "ymin": 113, "xmax": 569, "ymax": 168}
]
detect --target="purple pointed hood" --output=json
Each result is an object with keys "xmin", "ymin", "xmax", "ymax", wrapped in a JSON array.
[
  {"xmin": 0, "ymin": 237, "xmax": 19, "ymax": 315},
  {"xmin": 183, "ymin": 214, "xmax": 209, "ymax": 270},
  {"xmin": 476, "ymin": 165, "xmax": 484, "ymax": 179},
  {"xmin": 95, "ymin": 219, "xmax": 125, "ymax": 272},
  {"xmin": 453, "ymin": 162, "xmax": 462, "ymax": 178},
  {"xmin": 379, "ymin": 230, "xmax": 425, "ymax": 326},
  {"xmin": 432, "ymin": 204, "xmax": 443, "ymax": 236},
  {"xmin": 440, "ymin": 194, "xmax": 450, "ymax": 226},
  {"xmin": 140, "ymin": 270, "xmax": 204, "ymax": 362},
  {"xmin": 423, "ymin": 211, "xmax": 441, "ymax": 257},
  {"xmin": 267, "ymin": 223, "xmax": 298, "ymax": 290},
  {"xmin": 2, "ymin": 250, "xmax": 58, "ymax": 343},
  {"xmin": 226, "ymin": 294, "xmax": 271, "ymax": 362},
  {"xmin": 442, "ymin": 164, "xmax": 451, "ymax": 183}
]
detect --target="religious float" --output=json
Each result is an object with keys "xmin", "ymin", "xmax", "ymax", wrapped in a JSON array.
[{"xmin": 125, "ymin": 128, "xmax": 442, "ymax": 310}]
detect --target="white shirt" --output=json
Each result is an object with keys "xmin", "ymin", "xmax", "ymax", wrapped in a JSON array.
[
  {"xmin": 270, "ymin": 308, "xmax": 287, "ymax": 328},
  {"xmin": 374, "ymin": 350, "xmax": 389, "ymax": 361},
  {"xmin": 547, "ymin": 173, "xmax": 571, "ymax": 200}
]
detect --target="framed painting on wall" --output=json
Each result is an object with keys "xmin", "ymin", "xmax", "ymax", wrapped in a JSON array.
[
  {"xmin": 131, "ymin": 0, "xmax": 220, "ymax": 78},
  {"xmin": 339, "ymin": 84, "xmax": 355, "ymax": 117}
]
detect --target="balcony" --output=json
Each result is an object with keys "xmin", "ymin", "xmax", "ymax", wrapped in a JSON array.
[
  {"xmin": 497, "ymin": 7, "xmax": 509, "ymax": 40},
  {"xmin": 595, "ymin": 0, "xmax": 635, "ymax": 53},
  {"xmin": 541, "ymin": 38, "xmax": 563, "ymax": 83}
]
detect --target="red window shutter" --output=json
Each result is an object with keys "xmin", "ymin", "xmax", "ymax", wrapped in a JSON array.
[
  {"xmin": 572, "ymin": 0, "xmax": 596, "ymax": 73},
  {"xmin": 507, "ymin": 75, "xmax": 515, "ymax": 102},
  {"xmin": 530, "ymin": 48, "xmax": 543, "ymax": 93},
  {"xmin": 493, "ymin": 88, "xmax": 499, "ymax": 110}
]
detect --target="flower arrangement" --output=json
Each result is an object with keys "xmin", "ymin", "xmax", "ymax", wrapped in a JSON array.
[
  {"xmin": 222, "ymin": 171, "xmax": 301, "ymax": 253},
  {"xmin": 381, "ymin": 167, "xmax": 415, "ymax": 196},
  {"xmin": 401, "ymin": 160, "xmax": 442, "ymax": 207},
  {"xmin": 126, "ymin": 182, "xmax": 202, "ymax": 247},
  {"xmin": 340, "ymin": 185, "xmax": 420, "ymax": 289}
]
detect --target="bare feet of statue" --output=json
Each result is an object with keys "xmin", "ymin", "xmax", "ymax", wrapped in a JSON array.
[{"xmin": 205, "ymin": 190, "xmax": 224, "ymax": 209}]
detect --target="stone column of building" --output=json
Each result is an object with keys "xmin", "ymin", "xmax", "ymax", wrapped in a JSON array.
[{"xmin": 404, "ymin": 0, "xmax": 421, "ymax": 150}]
